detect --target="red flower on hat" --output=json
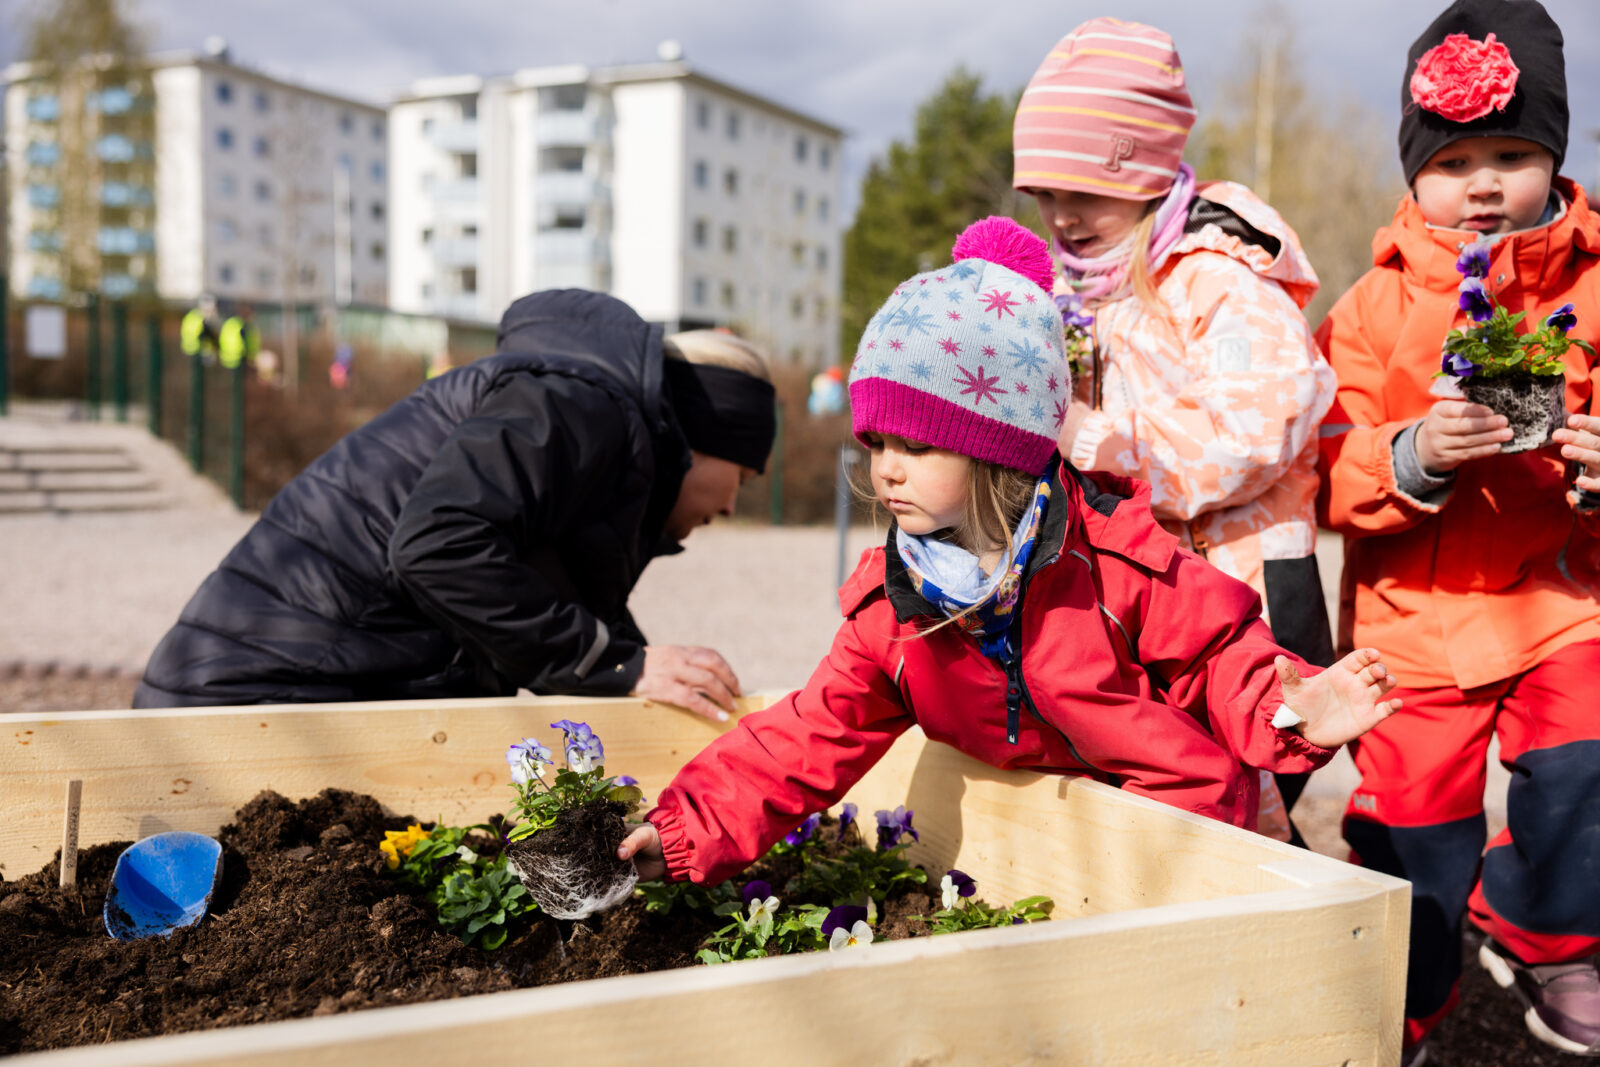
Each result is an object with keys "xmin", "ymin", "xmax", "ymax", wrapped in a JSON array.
[{"xmin": 1409, "ymin": 32, "xmax": 1520, "ymax": 123}]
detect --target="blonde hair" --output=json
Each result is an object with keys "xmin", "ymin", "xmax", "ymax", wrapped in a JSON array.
[
  {"xmin": 663, "ymin": 329, "xmax": 772, "ymax": 383},
  {"xmin": 1123, "ymin": 207, "xmax": 1167, "ymax": 316}
]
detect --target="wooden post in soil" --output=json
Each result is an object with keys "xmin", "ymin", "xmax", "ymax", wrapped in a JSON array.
[
  {"xmin": 0, "ymin": 696, "xmax": 1410, "ymax": 1066},
  {"xmin": 59, "ymin": 779, "xmax": 82, "ymax": 889}
]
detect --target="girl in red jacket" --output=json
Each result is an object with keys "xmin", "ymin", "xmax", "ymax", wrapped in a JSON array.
[
  {"xmin": 620, "ymin": 217, "xmax": 1401, "ymax": 892},
  {"xmin": 1317, "ymin": 1, "xmax": 1600, "ymax": 1057}
]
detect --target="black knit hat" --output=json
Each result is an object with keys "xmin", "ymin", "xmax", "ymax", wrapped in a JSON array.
[{"xmin": 1399, "ymin": 0, "xmax": 1567, "ymax": 185}]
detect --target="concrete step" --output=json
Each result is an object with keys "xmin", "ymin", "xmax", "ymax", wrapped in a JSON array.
[
  {"xmin": 3, "ymin": 449, "xmax": 140, "ymax": 472},
  {"xmin": 46, "ymin": 489, "xmax": 174, "ymax": 512},
  {"xmin": 0, "ymin": 469, "xmax": 160, "ymax": 492},
  {"xmin": 0, "ymin": 491, "xmax": 50, "ymax": 512}
]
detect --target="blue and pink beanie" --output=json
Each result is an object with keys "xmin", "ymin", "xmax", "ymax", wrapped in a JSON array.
[{"xmin": 849, "ymin": 217, "xmax": 1067, "ymax": 476}]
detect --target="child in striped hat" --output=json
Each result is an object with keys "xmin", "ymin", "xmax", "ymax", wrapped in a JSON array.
[
  {"xmin": 1013, "ymin": 17, "xmax": 1339, "ymax": 843},
  {"xmin": 618, "ymin": 217, "xmax": 1404, "ymax": 894}
]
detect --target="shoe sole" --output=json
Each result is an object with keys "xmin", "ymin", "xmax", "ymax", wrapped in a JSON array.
[{"xmin": 1478, "ymin": 942, "xmax": 1600, "ymax": 1056}]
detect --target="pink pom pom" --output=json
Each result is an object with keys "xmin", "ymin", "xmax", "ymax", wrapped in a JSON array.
[{"xmin": 951, "ymin": 216, "xmax": 1054, "ymax": 293}]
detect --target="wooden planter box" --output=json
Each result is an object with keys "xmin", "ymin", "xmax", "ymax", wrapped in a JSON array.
[{"xmin": 3, "ymin": 696, "xmax": 1408, "ymax": 1066}]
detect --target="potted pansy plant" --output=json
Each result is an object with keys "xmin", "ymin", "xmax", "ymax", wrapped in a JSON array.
[
  {"xmin": 500, "ymin": 721, "xmax": 646, "ymax": 920},
  {"xmin": 1438, "ymin": 233, "xmax": 1592, "ymax": 453}
]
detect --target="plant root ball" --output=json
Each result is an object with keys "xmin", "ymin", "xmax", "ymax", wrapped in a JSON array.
[{"xmin": 504, "ymin": 799, "xmax": 637, "ymax": 920}]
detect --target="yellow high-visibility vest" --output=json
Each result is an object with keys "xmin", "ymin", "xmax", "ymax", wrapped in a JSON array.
[
  {"xmin": 218, "ymin": 317, "xmax": 259, "ymax": 369},
  {"xmin": 180, "ymin": 308, "xmax": 214, "ymax": 356}
]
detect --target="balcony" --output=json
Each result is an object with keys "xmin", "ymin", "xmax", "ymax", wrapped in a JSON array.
[
  {"xmin": 431, "ymin": 177, "xmax": 480, "ymax": 204},
  {"xmin": 432, "ymin": 235, "xmax": 478, "ymax": 268},
  {"xmin": 536, "ymin": 170, "xmax": 606, "ymax": 207},
  {"xmin": 536, "ymin": 110, "xmax": 600, "ymax": 147},
  {"xmin": 432, "ymin": 292, "xmax": 485, "ymax": 322},
  {"xmin": 428, "ymin": 119, "xmax": 479, "ymax": 154},
  {"xmin": 535, "ymin": 229, "xmax": 609, "ymax": 264}
]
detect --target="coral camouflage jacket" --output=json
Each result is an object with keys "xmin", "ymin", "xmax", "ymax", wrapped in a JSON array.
[
  {"xmin": 1317, "ymin": 177, "xmax": 1600, "ymax": 691},
  {"xmin": 646, "ymin": 463, "xmax": 1332, "ymax": 886}
]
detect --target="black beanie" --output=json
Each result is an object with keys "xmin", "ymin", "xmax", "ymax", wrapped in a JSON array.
[{"xmin": 1399, "ymin": 0, "xmax": 1567, "ymax": 185}]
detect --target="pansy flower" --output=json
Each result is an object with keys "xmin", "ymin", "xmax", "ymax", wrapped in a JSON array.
[
  {"xmin": 940, "ymin": 868, "xmax": 977, "ymax": 910},
  {"xmin": 1546, "ymin": 303, "xmax": 1578, "ymax": 335},
  {"xmin": 550, "ymin": 719, "xmax": 605, "ymax": 772},
  {"xmin": 1455, "ymin": 235, "xmax": 1492, "ymax": 280},
  {"xmin": 822, "ymin": 904, "xmax": 870, "ymax": 950},
  {"xmin": 378, "ymin": 824, "xmax": 430, "ymax": 869},
  {"xmin": 784, "ymin": 812, "xmax": 821, "ymax": 847},
  {"xmin": 1440, "ymin": 352, "xmax": 1478, "ymax": 379},
  {"xmin": 837, "ymin": 802, "xmax": 858, "ymax": 839},
  {"xmin": 505, "ymin": 737, "xmax": 553, "ymax": 786},
  {"xmin": 747, "ymin": 894, "xmax": 781, "ymax": 928},
  {"xmin": 1458, "ymin": 277, "xmax": 1493, "ymax": 324},
  {"xmin": 829, "ymin": 918, "xmax": 874, "ymax": 951},
  {"xmin": 875, "ymin": 805, "xmax": 919, "ymax": 849},
  {"xmin": 741, "ymin": 879, "xmax": 772, "ymax": 907}
]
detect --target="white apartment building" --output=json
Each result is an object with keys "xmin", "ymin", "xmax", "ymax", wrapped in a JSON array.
[
  {"xmin": 389, "ymin": 54, "xmax": 844, "ymax": 367},
  {"xmin": 5, "ymin": 42, "xmax": 388, "ymax": 307}
]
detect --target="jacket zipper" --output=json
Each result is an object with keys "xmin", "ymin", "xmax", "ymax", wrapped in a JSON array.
[{"xmin": 1003, "ymin": 549, "xmax": 1116, "ymax": 784}]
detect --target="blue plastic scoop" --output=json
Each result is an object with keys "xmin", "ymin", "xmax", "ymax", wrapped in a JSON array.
[{"xmin": 103, "ymin": 832, "xmax": 223, "ymax": 941}]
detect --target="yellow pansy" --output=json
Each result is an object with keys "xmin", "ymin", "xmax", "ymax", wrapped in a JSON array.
[{"xmin": 378, "ymin": 824, "xmax": 430, "ymax": 870}]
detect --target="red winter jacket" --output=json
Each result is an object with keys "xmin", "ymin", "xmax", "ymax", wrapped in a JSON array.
[{"xmin": 647, "ymin": 464, "xmax": 1332, "ymax": 886}]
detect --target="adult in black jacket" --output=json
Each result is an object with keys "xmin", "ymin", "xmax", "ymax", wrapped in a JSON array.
[{"xmin": 134, "ymin": 290, "xmax": 775, "ymax": 718}]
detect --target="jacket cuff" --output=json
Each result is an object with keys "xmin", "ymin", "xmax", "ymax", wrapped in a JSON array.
[
  {"xmin": 1265, "ymin": 704, "xmax": 1335, "ymax": 770},
  {"xmin": 1573, "ymin": 488, "xmax": 1600, "ymax": 513},
  {"xmin": 645, "ymin": 803, "xmax": 698, "ymax": 884},
  {"xmin": 1390, "ymin": 422, "xmax": 1455, "ymax": 507},
  {"xmin": 1069, "ymin": 410, "xmax": 1114, "ymax": 471}
]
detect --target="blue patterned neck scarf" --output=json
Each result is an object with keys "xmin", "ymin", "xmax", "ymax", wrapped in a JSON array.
[{"xmin": 895, "ymin": 479, "xmax": 1051, "ymax": 662}]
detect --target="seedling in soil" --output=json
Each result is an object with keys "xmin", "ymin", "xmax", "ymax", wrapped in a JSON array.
[{"xmin": 918, "ymin": 869, "xmax": 1055, "ymax": 934}]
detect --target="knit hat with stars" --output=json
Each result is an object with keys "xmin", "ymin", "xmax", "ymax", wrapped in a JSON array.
[{"xmin": 849, "ymin": 217, "xmax": 1067, "ymax": 476}]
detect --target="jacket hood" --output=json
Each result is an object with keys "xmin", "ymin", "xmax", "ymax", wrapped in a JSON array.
[
  {"xmin": 495, "ymin": 288, "xmax": 667, "ymax": 426},
  {"xmin": 1173, "ymin": 180, "xmax": 1321, "ymax": 309},
  {"xmin": 1371, "ymin": 177, "xmax": 1600, "ymax": 293}
]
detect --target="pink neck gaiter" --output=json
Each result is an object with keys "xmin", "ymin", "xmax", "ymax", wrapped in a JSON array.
[{"xmin": 1055, "ymin": 163, "xmax": 1197, "ymax": 302}]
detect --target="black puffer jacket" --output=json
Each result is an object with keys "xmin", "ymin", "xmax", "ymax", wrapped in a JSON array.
[{"xmin": 134, "ymin": 290, "xmax": 691, "ymax": 707}]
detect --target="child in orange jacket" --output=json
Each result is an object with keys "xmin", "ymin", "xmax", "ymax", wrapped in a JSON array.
[{"xmin": 1317, "ymin": 0, "xmax": 1600, "ymax": 1057}]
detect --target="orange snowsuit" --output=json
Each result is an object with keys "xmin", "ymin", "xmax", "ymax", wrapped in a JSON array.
[{"xmin": 1317, "ymin": 177, "xmax": 1600, "ymax": 690}]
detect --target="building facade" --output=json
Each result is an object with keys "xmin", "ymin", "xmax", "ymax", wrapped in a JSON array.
[
  {"xmin": 5, "ymin": 44, "xmax": 388, "ymax": 308},
  {"xmin": 389, "ymin": 58, "xmax": 843, "ymax": 367}
]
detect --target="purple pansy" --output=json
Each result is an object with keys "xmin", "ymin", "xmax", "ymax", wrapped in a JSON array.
[
  {"xmin": 1458, "ymin": 277, "xmax": 1493, "ymax": 324},
  {"xmin": 1440, "ymin": 351, "xmax": 1478, "ymax": 379},
  {"xmin": 1054, "ymin": 290, "xmax": 1094, "ymax": 331},
  {"xmin": 837, "ymin": 802, "xmax": 858, "ymax": 839},
  {"xmin": 1455, "ymin": 236, "xmax": 1492, "ymax": 279},
  {"xmin": 875, "ymin": 806, "xmax": 919, "ymax": 849},
  {"xmin": 784, "ymin": 812, "xmax": 822, "ymax": 847},
  {"xmin": 821, "ymin": 904, "xmax": 869, "ymax": 937},
  {"xmin": 505, "ymin": 737, "xmax": 553, "ymax": 786},
  {"xmin": 1546, "ymin": 302, "xmax": 1578, "ymax": 334},
  {"xmin": 741, "ymin": 879, "xmax": 772, "ymax": 907},
  {"xmin": 613, "ymin": 775, "xmax": 638, "ymax": 787},
  {"xmin": 550, "ymin": 719, "xmax": 604, "ymax": 772}
]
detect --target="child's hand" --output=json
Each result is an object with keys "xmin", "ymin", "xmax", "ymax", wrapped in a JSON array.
[
  {"xmin": 1275, "ymin": 648, "xmax": 1402, "ymax": 750},
  {"xmin": 1552, "ymin": 414, "xmax": 1600, "ymax": 492},
  {"xmin": 1415, "ymin": 400, "xmax": 1512, "ymax": 473},
  {"xmin": 617, "ymin": 822, "xmax": 666, "ymax": 882}
]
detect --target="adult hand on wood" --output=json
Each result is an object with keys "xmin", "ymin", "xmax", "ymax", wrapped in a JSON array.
[
  {"xmin": 617, "ymin": 823, "xmax": 665, "ymax": 881},
  {"xmin": 1414, "ymin": 400, "xmax": 1512, "ymax": 473},
  {"xmin": 1552, "ymin": 413, "xmax": 1600, "ymax": 492},
  {"xmin": 1274, "ymin": 647, "xmax": 1402, "ymax": 750},
  {"xmin": 633, "ymin": 645, "xmax": 743, "ymax": 722}
]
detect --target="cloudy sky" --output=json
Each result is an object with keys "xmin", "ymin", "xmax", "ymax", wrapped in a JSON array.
[{"xmin": 5, "ymin": 0, "xmax": 1599, "ymax": 218}]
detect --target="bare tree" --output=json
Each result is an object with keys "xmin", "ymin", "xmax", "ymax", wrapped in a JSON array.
[{"xmin": 268, "ymin": 93, "xmax": 330, "ymax": 392}]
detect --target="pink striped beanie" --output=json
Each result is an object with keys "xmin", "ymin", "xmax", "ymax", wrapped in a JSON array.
[{"xmin": 1013, "ymin": 18, "xmax": 1195, "ymax": 200}]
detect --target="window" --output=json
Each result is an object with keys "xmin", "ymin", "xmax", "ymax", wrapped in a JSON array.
[
  {"xmin": 462, "ymin": 224, "xmax": 478, "ymax": 237},
  {"xmin": 220, "ymin": 173, "xmax": 237, "ymax": 197},
  {"xmin": 458, "ymin": 153, "xmax": 477, "ymax": 179},
  {"xmin": 421, "ymin": 117, "xmax": 435, "ymax": 135},
  {"xmin": 254, "ymin": 179, "xmax": 272, "ymax": 202},
  {"xmin": 816, "ymin": 296, "xmax": 829, "ymax": 323},
  {"xmin": 692, "ymin": 218, "xmax": 708, "ymax": 248},
  {"xmin": 337, "ymin": 151, "xmax": 353, "ymax": 172},
  {"xmin": 460, "ymin": 97, "xmax": 477, "ymax": 120},
  {"xmin": 794, "ymin": 189, "xmax": 807, "ymax": 215},
  {"xmin": 370, "ymin": 160, "xmax": 384, "ymax": 182},
  {"xmin": 723, "ymin": 167, "xmax": 738, "ymax": 196},
  {"xmin": 216, "ymin": 127, "xmax": 234, "ymax": 150},
  {"xmin": 216, "ymin": 81, "xmax": 233, "ymax": 104},
  {"xmin": 795, "ymin": 135, "xmax": 808, "ymax": 163},
  {"xmin": 695, "ymin": 100, "xmax": 710, "ymax": 130},
  {"xmin": 721, "ymin": 282, "xmax": 736, "ymax": 309},
  {"xmin": 27, "ymin": 184, "xmax": 60, "ymax": 208},
  {"xmin": 460, "ymin": 267, "xmax": 477, "ymax": 294},
  {"xmin": 817, "ymin": 246, "xmax": 829, "ymax": 271},
  {"xmin": 258, "ymin": 223, "xmax": 273, "ymax": 246},
  {"xmin": 25, "ymin": 141, "xmax": 60, "ymax": 166},
  {"xmin": 25, "ymin": 95, "xmax": 60, "ymax": 122},
  {"xmin": 218, "ymin": 218, "xmax": 238, "ymax": 242},
  {"xmin": 726, "ymin": 110, "xmax": 740, "ymax": 140},
  {"xmin": 692, "ymin": 277, "xmax": 707, "ymax": 305},
  {"xmin": 300, "ymin": 265, "xmax": 317, "ymax": 286},
  {"xmin": 552, "ymin": 209, "xmax": 585, "ymax": 230},
  {"xmin": 339, "ymin": 112, "xmax": 354, "ymax": 134},
  {"xmin": 370, "ymin": 201, "xmax": 385, "ymax": 222},
  {"xmin": 693, "ymin": 160, "xmax": 708, "ymax": 189},
  {"xmin": 791, "ymin": 295, "xmax": 804, "ymax": 319},
  {"xmin": 254, "ymin": 89, "xmax": 270, "ymax": 113},
  {"xmin": 371, "ymin": 119, "xmax": 384, "ymax": 140},
  {"xmin": 722, "ymin": 225, "xmax": 737, "ymax": 253},
  {"xmin": 421, "ymin": 282, "xmax": 434, "ymax": 300},
  {"xmin": 820, "ymin": 143, "xmax": 831, "ymax": 169},
  {"xmin": 256, "ymin": 266, "xmax": 274, "ymax": 287},
  {"xmin": 219, "ymin": 263, "xmax": 235, "ymax": 284},
  {"xmin": 96, "ymin": 135, "xmax": 137, "ymax": 162},
  {"xmin": 370, "ymin": 241, "xmax": 385, "ymax": 261},
  {"xmin": 818, "ymin": 196, "xmax": 830, "ymax": 222},
  {"xmin": 421, "ymin": 227, "xmax": 434, "ymax": 245},
  {"xmin": 791, "ymin": 242, "xmax": 806, "ymax": 266},
  {"xmin": 253, "ymin": 135, "xmax": 270, "ymax": 158}
]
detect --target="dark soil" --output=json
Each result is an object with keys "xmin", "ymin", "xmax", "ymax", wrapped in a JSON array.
[{"xmin": 0, "ymin": 788, "xmax": 935, "ymax": 1055}]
